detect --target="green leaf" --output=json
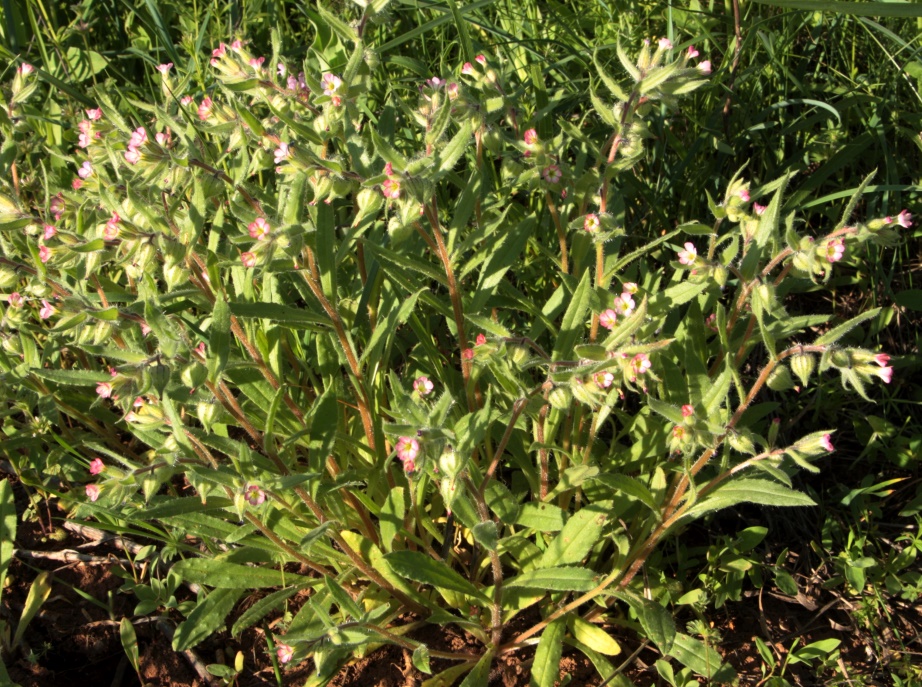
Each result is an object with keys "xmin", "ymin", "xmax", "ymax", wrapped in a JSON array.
[
  {"xmin": 814, "ymin": 308, "xmax": 881, "ymax": 345},
  {"xmin": 228, "ymin": 301, "xmax": 329, "ymax": 329},
  {"xmin": 171, "ymin": 559, "xmax": 316, "ymax": 588},
  {"xmin": 232, "ymin": 587, "xmax": 300, "ymax": 637},
  {"xmin": 412, "ymin": 644, "xmax": 432, "ymax": 674},
  {"xmin": 173, "ymin": 589, "xmax": 243, "ymax": 651},
  {"xmin": 140, "ymin": 496, "xmax": 234, "ymax": 520},
  {"xmin": 592, "ymin": 51, "xmax": 629, "ymax": 101},
  {"xmin": 614, "ymin": 590, "xmax": 675, "ymax": 655},
  {"xmin": 30, "ymin": 369, "xmax": 112, "ymax": 385},
  {"xmin": 553, "ymin": 271, "xmax": 592, "ymax": 361},
  {"xmin": 668, "ymin": 633, "xmax": 736, "ymax": 681},
  {"xmin": 646, "ymin": 397, "xmax": 684, "ymax": 425},
  {"xmin": 568, "ymin": 616, "xmax": 620, "ymax": 656},
  {"xmin": 119, "ymin": 618, "xmax": 141, "ymax": 678},
  {"xmin": 753, "ymin": 0, "xmax": 922, "ymax": 17},
  {"xmin": 13, "ymin": 571, "xmax": 52, "ymax": 648},
  {"xmin": 539, "ymin": 503, "xmax": 609, "ymax": 568},
  {"xmin": 379, "ymin": 487, "xmax": 405, "ymax": 553},
  {"xmin": 515, "ymin": 502, "xmax": 566, "ymax": 532},
  {"xmin": 0, "ymin": 480, "xmax": 15, "ymax": 609},
  {"xmin": 384, "ymin": 551, "xmax": 490, "ymax": 602},
  {"xmin": 594, "ymin": 474, "xmax": 659, "ymax": 513},
  {"xmin": 506, "ymin": 567, "xmax": 597, "ymax": 592},
  {"xmin": 684, "ymin": 478, "xmax": 816, "ymax": 521},
  {"xmin": 472, "ymin": 521, "xmax": 498, "ymax": 551},
  {"xmin": 459, "ymin": 650, "xmax": 493, "ymax": 687},
  {"xmin": 208, "ymin": 298, "xmax": 231, "ymax": 383},
  {"xmin": 754, "ymin": 172, "xmax": 791, "ymax": 248},
  {"xmin": 437, "ymin": 121, "xmax": 473, "ymax": 174},
  {"xmin": 325, "ymin": 575, "xmax": 364, "ymax": 619},
  {"xmin": 529, "ymin": 618, "xmax": 565, "ymax": 687}
]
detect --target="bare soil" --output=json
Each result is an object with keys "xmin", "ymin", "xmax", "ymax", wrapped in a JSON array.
[{"xmin": 2, "ymin": 470, "xmax": 920, "ymax": 687}]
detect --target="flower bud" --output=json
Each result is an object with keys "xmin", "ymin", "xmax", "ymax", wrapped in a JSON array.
[
  {"xmin": 548, "ymin": 387, "xmax": 572, "ymax": 410},
  {"xmin": 727, "ymin": 430, "xmax": 756, "ymax": 455},
  {"xmin": 197, "ymin": 401, "xmax": 220, "ymax": 428},
  {"xmin": 0, "ymin": 268, "xmax": 18, "ymax": 290},
  {"xmin": 829, "ymin": 348, "xmax": 851, "ymax": 368},
  {"xmin": 766, "ymin": 364, "xmax": 795, "ymax": 391},
  {"xmin": 181, "ymin": 362, "xmax": 207, "ymax": 389},
  {"xmin": 510, "ymin": 345, "xmax": 530, "ymax": 366},
  {"xmin": 438, "ymin": 448, "xmax": 462, "ymax": 478},
  {"xmin": 790, "ymin": 353, "xmax": 815, "ymax": 387}
]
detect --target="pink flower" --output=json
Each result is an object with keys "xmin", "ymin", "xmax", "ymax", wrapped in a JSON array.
[
  {"xmin": 103, "ymin": 222, "xmax": 119, "ymax": 240},
  {"xmin": 85, "ymin": 484, "xmax": 100, "ymax": 502},
  {"xmin": 249, "ymin": 57, "xmax": 265, "ymax": 69},
  {"xmin": 248, "ymin": 217, "xmax": 271, "ymax": 240},
  {"xmin": 820, "ymin": 434, "xmax": 834, "ymax": 452},
  {"xmin": 896, "ymin": 210, "xmax": 912, "ymax": 228},
  {"xmin": 241, "ymin": 252, "xmax": 257, "ymax": 267},
  {"xmin": 824, "ymin": 238, "xmax": 845, "ymax": 263},
  {"xmin": 155, "ymin": 129, "xmax": 171, "ymax": 146},
  {"xmin": 874, "ymin": 353, "xmax": 890, "ymax": 367},
  {"xmin": 211, "ymin": 43, "xmax": 226, "ymax": 65},
  {"xmin": 677, "ymin": 242, "xmax": 697, "ymax": 265},
  {"xmin": 874, "ymin": 366, "xmax": 893, "ymax": 384},
  {"xmin": 276, "ymin": 643, "xmax": 294, "ymax": 664},
  {"xmin": 230, "ymin": 40, "xmax": 242, "ymax": 51},
  {"xmin": 462, "ymin": 348, "xmax": 474, "ymax": 360},
  {"xmin": 475, "ymin": 333, "xmax": 487, "ymax": 346},
  {"xmin": 78, "ymin": 161, "xmax": 93, "ymax": 179},
  {"xmin": 8, "ymin": 293, "xmax": 23, "ymax": 308},
  {"xmin": 613, "ymin": 294, "xmax": 635, "ymax": 316},
  {"xmin": 447, "ymin": 82, "xmax": 459, "ymax": 99},
  {"xmin": 39, "ymin": 299, "xmax": 55, "ymax": 319},
  {"xmin": 50, "ymin": 195, "xmax": 64, "ymax": 220},
  {"xmin": 599, "ymin": 308, "xmax": 617, "ymax": 330},
  {"xmin": 39, "ymin": 245, "xmax": 51, "ymax": 263},
  {"xmin": 133, "ymin": 396, "xmax": 145, "ymax": 407},
  {"xmin": 156, "ymin": 63, "xmax": 173, "ymax": 74},
  {"xmin": 124, "ymin": 148, "xmax": 140, "ymax": 165},
  {"xmin": 245, "ymin": 484, "xmax": 266, "ymax": 506},
  {"xmin": 396, "ymin": 436, "xmax": 420, "ymax": 463},
  {"xmin": 181, "ymin": 95, "xmax": 194, "ymax": 106},
  {"xmin": 381, "ymin": 178, "xmax": 401, "ymax": 199},
  {"xmin": 96, "ymin": 382, "xmax": 113, "ymax": 399},
  {"xmin": 384, "ymin": 162, "xmax": 394, "ymax": 176},
  {"xmin": 72, "ymin": 178, "xmax": 84, "ymax": 190},
  {"xmin": 687, "ymin": 46, "xmax": 699, "ymax": 59},
  {"xmin": 194, "ymin": 342, "xmax": 206, "ymax": 357},
  {"xmin": 737, "ymin": 188, "xmax": 750, "ymax": 202},
  {"xmin": 277, "ymin": 63, "xmax": 287, "ymax": 77},
  {"xmin": 594, "ymin": 371, "xmax": 614, "ymax": 388},
  {"xmin": 524, "ymin": 129, "xmax": 538, "ymax": 145},
  {"xmin": 43, "ymin": 224, "xmax": 56, "ymax": 239},
  {"xmin": 89, "ymin": 458, "xmax": 105, "ymax": 475},
  {"xmin": 140, "ymin": 322, "xmax": 152, "ymax": 336},
  {"xmin": 681, "ymin": 404, "xmax": 695, "ymax": 417},
  {"xmin": 129, "ymin": 127, "xmax": 147, "ymax": 149},
  {"xmin": 705, "ymin": 313, "xmax": 717, "ymax": 332},
  {"xmin": 658, "ymin": 37, "xmax": 673, "ymax": 50},
  {"xmin": 198, "ymin": 96, "xmax": 213, "ymax": 121},
  {"xmin": 86, "ymin": 107, "xmax": 102, "ymax": 120},
  {"xmin": 426, "ymin": 76, "xmax": 443, "ymax": 89},
  {"xmin": 475, "ymin": 55, "xmax": 487, "ymax": 65},
  {"xmin": 630, "ymin": 353, "xmax": 651, "ymax": 376},
  {"xmin": 413, "ymin": 376, "xmax": 434, "ymax": 395},
  {"xmin": 753, "ymin": 203, "xmax": 767, "ymax": 216},
  {"xmin": 697, "ymin": 60, "xmax": 712, "ymax": 74},
  {"xmin": 321, "ymin": 73, "xmax": 342, "ymax": 96},
  {"xmin": 622, "ymin": 282, "xmax": 638, "ymax": 294},
  {"xmin": 274, "ymin": 142, "xmax": 290, "ymax": 164},
  {"xmin": 672, "ymin": 425, "xmax": 686, "ymax": 440},
  {"xmin": 461, "ymin": 62, "xmax": 474, "ymax": 75},
  {"xmin": 584, "ymin": 213, "xmax": 600, "ymax": 232},
  {"xmin": 17, "ymin": 63, "xmax": 34, "ymax": 76},
  {"xmin": 542, "ymin": 165, "xmax": 562, "ymax": 184}
]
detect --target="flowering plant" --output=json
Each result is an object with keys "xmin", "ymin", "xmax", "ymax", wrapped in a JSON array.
[{"xmin": 0, "ymin": 6, "xmax": 904, "ymax": 684}]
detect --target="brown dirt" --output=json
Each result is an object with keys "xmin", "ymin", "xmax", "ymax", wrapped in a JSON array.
[{"xmin": 3, "ymin": 469, "xmax": 920, "ymax": 687}]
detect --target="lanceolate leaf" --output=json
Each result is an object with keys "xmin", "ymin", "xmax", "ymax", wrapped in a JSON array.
[
  {"xmin": 683, "ymin": 478, "xmax": 816, "ymax": 522},
  {"xmin": 539, "ymin": 503, "xmax": 609, "ymax": 568},
  {"xmin": 384, "ymin": 551, "xmax": 490, "ymax": 602},
  {"xmin": 506, "ymin": 567, "xmax": 597, "ymax": 592},
  {"xmin": 614, "ymin": 590, "xmax": 676, "ymax": 655},
  {"xmin": 529, "ymin": 618, "xmax": 565, "ymax": 687},
  {"xmin": 172, "ymin": 559, "xmax": 317, "ymax": 588},
  {"xmin": 173, "ymin": 589, "xmax": 243, "ymax": 651}
]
